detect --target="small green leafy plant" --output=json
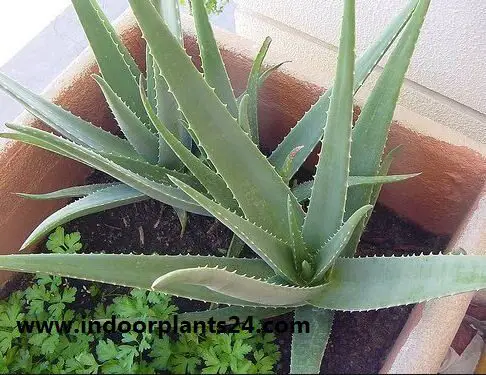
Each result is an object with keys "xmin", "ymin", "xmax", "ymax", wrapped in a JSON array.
[
  {"xmin": 46, "ymin": 227, "xmax": 83, "ymax": 254},
  {"xmin": 0, "ymin": 228, "xmax": 280, "ymax": 374},
  {"xmin": 2, "ymin": 0, "xmax": 486, "ymax": 373},
  {"xmin": 181, "ymin": 0, "xmax": 230, "ymax": 15}
]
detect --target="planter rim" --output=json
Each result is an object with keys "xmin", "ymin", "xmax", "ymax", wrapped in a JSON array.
[{"xmin": 0, "ymin": 8, "xmax": 485, "ymax": 374}]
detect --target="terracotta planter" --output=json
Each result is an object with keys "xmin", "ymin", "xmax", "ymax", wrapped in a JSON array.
[{"xmin": 1, "ymin": 8, "xmax": 486, "ymax": 374}]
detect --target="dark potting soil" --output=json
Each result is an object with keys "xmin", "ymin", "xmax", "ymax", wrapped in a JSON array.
[{"xmin": 2, "ymin": 170, "xmax": 449, "ymax": 374}]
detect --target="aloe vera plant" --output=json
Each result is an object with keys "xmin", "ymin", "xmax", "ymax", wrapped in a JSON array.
[{"xmin": 2, "ymin": 0, "xmax": 486, "ymax": 372}]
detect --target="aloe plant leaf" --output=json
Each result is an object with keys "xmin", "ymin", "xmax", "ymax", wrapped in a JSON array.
[
  {"xmin": 1, "ymin": 125, "xmax": 208, "ymax": 216},
  {"xmin": 280, "ymin": 146, "xmax": 304, "ymax": 184},
  {"xmin": 169, "ymin": 176, "xmax": 299, "ymax": 283},
  {"xmin": 268, "ymin": 0, "xmax": 418, "ymax": 177},
  {"xmin": 303, "ymin": 0, "xmax": 355, "ymax": 250},
  {"xmin": 97, "ymin": 152, "xmax": 202, "ymax": 189},
  {"xmin": 343, "ymin": 0, "xmax": 430, "ymax": 259},
  {"xmin": 93, "ymin": 75, "xmax": 159, "ymax": 163},
  {"xmin": 259, "ymin": 61, "xmax": 288, "ymax": 88},
  {"xmin": 129, "ymin": 0, "xmax": 303, "ymax": 241},
  {"xmin": 287, "ymin": 196, "xmax": 308, "ymax": 270},
  {"xmin": 0, "ymin": 72, "xmax": 139, "ymax": 159},
  {"xmin": 291, "ymin": 173, "xmax": 419, "ymax": 203},
  {"xmin": 21, "ymin": 184, "xmax": 149, "ymax": 250},
  {"xmin": 226, "ymin": 234, "xmax": 246, "ymax": 258},
  {"xmin": 71, "ymin": 0, "xmax": 147, "ymax": 124},
  {"xmin": 290, "ymin": 306, "xmax": 333, "ymax": 374},
  {"xmin": 309, "ymin": 254, "xmax": 486, "ymax": 311},
  {"xmin": 346, "ymin": 0, "xmax": 430, "ymax": 218},
  {"xmin": 174, "ymin": 207, "xmax": 188, "ymax": 237},
  {"xmin": 311, "ymin": 205, "xmax": 372, "ymax": 284},
  {"xmin": 238, "ymin": 94, "xmax": 251, "ymax": 133},
  {"xmin": 246, "ymin": 36, "xmax": 271, "ymax": 144},
  {"xmin": 342, "ymin": 146, "xmax": 406, "ymax": 258},
  {"xmin": 152, "ymin": 266, "xmax": 325, "ymax": 306},
  {"xmin": 370, "ymin": 146, "xmax": 403, "ymax": 208},
  {"xmin": 145, "ymin": 1, "xmax": 187, "ymax": 167},
  {"xmin": 16, "ymin": 183, "xmax": 118, "ymax": 200},
  {"xmin": 0, "ymin": 254, "xmax": 276, "ymax": 307},
  {"xmin": 192, "ymin": 0, "xmax": 237, "ymax": 117},
  {"xmin": 140, "ymin": 81, "xmax": 238, "ymax": 211}
]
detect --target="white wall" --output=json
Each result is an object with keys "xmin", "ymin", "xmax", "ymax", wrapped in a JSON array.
[{"xmin": 234, "ymin": 0, "xmax": 486, "ymax": 144}]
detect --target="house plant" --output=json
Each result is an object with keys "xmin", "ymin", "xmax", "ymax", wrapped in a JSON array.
[{"xmin": 0, "ymin": 0, "xmax": 486, "ymax": 374}]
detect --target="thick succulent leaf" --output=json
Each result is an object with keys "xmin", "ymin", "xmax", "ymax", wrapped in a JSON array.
[
  {"xmin": 291, "ymin": 173, "xmax": 419, "ymax": 203},
  {"xmin": 174, "ymin": 206, "xmax": 188, "ymax": 237},
  {"xmin": 160, "ymin": 0, "xmax": 183, "ymax": 43},
  {"xmin": 259, "ymin": 61, "xmax": 288, "ymax": 88},
  {"xmin": 310, "ymin": 254, "xmax": 486, "ymax": 311},
  {"xmin": 238, "ymin": 94, "xmax": 251, "ymax": 133},
  {"xmin": 141, "ymin": 82, "xmax": 238, "ymax": 211},
  {"xmin": 280, "ymin": 146, "xmax": 304, "ymax": 184},
  {"xmin": 93, "ymin": 75, "xmax": 159, "ymax": 163},
  {"xmin": 129, "ymin": 0, "xmax": 303, "ymax": 241},
  {"xmin": 290, "ymin": 307, "xmax": 333, "ymax": 374},
  {"xmin": 192, "ymin": 0, "xmax": 237, "ymax": 117},
  {"xmin": 246, "ymin": 36, "xmax": 271, "ymax": 144},
  {"xmin": 0, "ymin": 254, "xmax": 275, "ymax": 307},
  {"xmin": 145, "ymin": 0, "xmax": 160, "ymax": 110},
  {"xmin": 17, "ymin": 183, "xmax": 118, "ymax": 200},
  {"xmin": 303, "ymin": 0, "xmax": 355, "ymax": 250},
  {"xmin": 287, "ymin": 196, "xmax": 308, "ymax": 270},
  {"xmin": 1, "ymin": 125, "xmax": 208, "ymax": 216},
  {"xmin": 226, "ymin": 235, "xmax": 246, "ymax": 258},
  {"xmin": 97, "ymin": 152, "xmax": 202, "ymax": 189},
  {"xmin": 342, "ymin": 146, "xmax": 405, "ymax": 258},
  {"xmin": 268, "ymin": 0, "xmax": 418, "ymax": 176},
  {"xmin": 21, "ymin": 184, "xmax": 149, "ymax": 249},
  {"xmin": 71, "ymin": 0, "xmax": 147, "ymax": 124},
  {"xmin": 152, "ymin": 266, "xmax": 325, "ymax": 306},
  {"xmin": 311, "ymin": 205, "xmax": 372, "ymax": 284},
  {"xmin": 370, "ymin": 146, "xmax": 403, "ymax": 208},
  {"xmin": 150, "ymin": 0, "xmax": 188, "ymax": 168},
  {"xmin": 169, "ymin": 176, "xmax": 300, "ymax": 283},
  {"xmin": 0, "ymin": 72, "xmax": 139, "ymax": 159},
  {"xmin": 345, "ymin": 0, "xmax": 430, "ymax": 227}
]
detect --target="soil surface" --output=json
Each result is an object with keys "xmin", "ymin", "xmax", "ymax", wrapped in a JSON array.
[{"xmin": 2, "ymin": 170, "xmax": 449, "ymax": 374}]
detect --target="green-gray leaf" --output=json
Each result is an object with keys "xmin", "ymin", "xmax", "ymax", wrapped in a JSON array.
[
  {"xmin": 310, "ymin": 254, "xmax": 486, "ymax": 311},
  {"xmin": 291, "ymin": 173, "xmax": 420, "ymax": 203},
  {"xmin": 21, "ymin": 184, "xmax": 148, "ymax": 250},
  {"xmin": 2, "ymin": 125, "xmax": 207, "ymax": 216},
  {"xmin": 0, "ymin": 253, "xmax": 275, "ymax": 306},
  {"xmin": 303, "ymin": 0, "xmax": 355, "ymax": 250},
  {"xmin": 71, "ymin": 0, "xmax": 147, "ymax": 123},
  {"xmin": 192, "ymin": 0, "xmax": 237, "ymax": 117},
  {"xmin": 152, "ymin": 266, "xmax": 324, "ymax": 306},
  {"xmin": 0, "ymin": 72, "xmax": 139, "ymax": 159},
  {"xmin": 17, "ymin": 183, "xmax": 118, "ymax": 200},
  {"xmin": 290, "ymin": 307, "xmax": 333, "ymax": 374},
  {"xmin": 93, "ymin": 74, "xmax": 159, "ymax": 163}
]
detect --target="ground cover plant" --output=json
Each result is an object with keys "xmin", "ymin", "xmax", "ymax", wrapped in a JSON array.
[{"xmin": 1, "ymin": 0, "xmax": 486, "ymax": 373}]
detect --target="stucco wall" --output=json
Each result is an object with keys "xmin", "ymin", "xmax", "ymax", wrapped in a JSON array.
[{"xmin": 234, "ymin": 0, "xmax": 486, "ymax": 146}]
